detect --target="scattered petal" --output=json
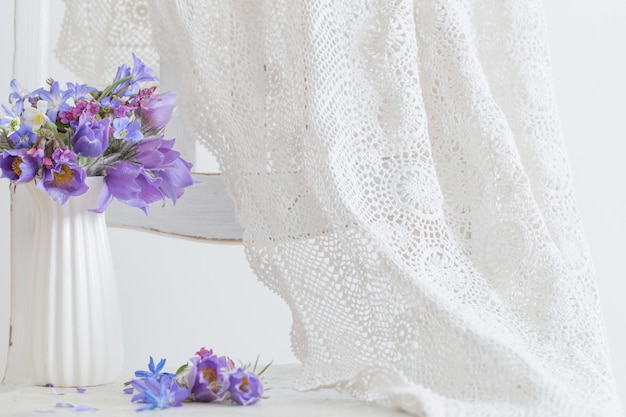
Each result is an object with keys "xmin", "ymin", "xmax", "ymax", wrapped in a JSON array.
[
  {"xmin": 76, "ymin": 387, "xmax": 87, "ymax": 394},
  {"xmin": 44, "ymin": 383, "xmax": 54, "ymax": 387},
  {"xmin": 123, "ymin": 386, "xmax": 134, "ymax": 395},
  {"xmin": 51, "ymin": 388, "xmax": 65, "ymax": 395},
  {"xmin": 74, "ymin": 405, "xmax": 98, "ymax": 412},
  {"xmin": 56, "ymin": 402, "xmax": 75, "ymax": 408}
]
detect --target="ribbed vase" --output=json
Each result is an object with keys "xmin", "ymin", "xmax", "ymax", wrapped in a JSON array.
[{"xmin": 25, "ymin": 176, "xmax": 124, "ymax": 387}]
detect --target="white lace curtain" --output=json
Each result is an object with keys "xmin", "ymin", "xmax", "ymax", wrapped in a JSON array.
[{"xmin": 58, "ymin": 1, "xmax": 623, "ymax": 416}]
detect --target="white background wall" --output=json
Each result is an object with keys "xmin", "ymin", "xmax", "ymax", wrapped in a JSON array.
[
  {"xmin": 543, "ymin": 0, "xmax": 626, "ymax": 404},
  {"xmin": 1, "ymin": 0, "xmax": 624, "ymax": 404}
]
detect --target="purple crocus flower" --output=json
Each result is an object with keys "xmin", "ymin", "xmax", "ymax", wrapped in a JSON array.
[
  {"xmin": 71, "ymin": 115, "xmax": 110, "ymax": 157},
  {"xmin": 135, "ymin": 137, "xmax": 194, "ymax": 204},
  {"xmin": 152, "ymin": 157, "xmax": 194, "ymax": 205},
  {"xmin": 94, "ymin": 161, "xmax": 162, "ymax": 214},
  {"xmin": 112, "ymin": 117, "xmax": 143, "ymax": 142},
  {"xmin": 8, "ymin": 124, "xmax": 38, "ymax": 148},
  {"xmin": 135, "ymin": 137, "xmax": 180, "ymax": 169},
  {"xmin": 186, "ymin": 354, "xmax": 231, "ymax": 402},
  {"xmin": 0, "ymin": 149, "xmax": 41, "ymax": 183},
  {"xmin": 38, "ymin": 155, "xmax": 88, "ymax": 205},
  {"xmin": 137, "ymin": 91, "xmax": 178, "ymax": 129},
  {"xmin": 228, "ymin": 369, "xmax": 263, "ymax": 406},
  {"xmin": 130, "ymin": 375, "xmax": 189, "ymax": 411}
]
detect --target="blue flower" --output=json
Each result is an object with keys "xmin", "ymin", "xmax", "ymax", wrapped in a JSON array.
[
  {"xmin": 112, "ymin": 53, "xmax": 159, "ymax": 96},
  {"xmin": 130, "ymin": 375, "xmax": 188, "ymax": 411},
  {"xmin": 0, "ymin": 104, "xmax": 19, "ymax": 130},
  {"xmin": 112, "ymin": 117, "xmax": 143, "ymax": 142},
  {"xmin": 134, "ymin": 356, "xmax": 176, "ymax": 382},
  {"xmin": 100, "ymin": 96, "xmax": 121, "ymax": 114},
  {"xmin": 65, "ymin": 82, "xmax": 97, "ymax": 102},
  {"xmin": 8, "ymin": 124, "xmax": 38, "ymax": 148},
  {"xmin": 35, "ymin": 81, "xmax": 68, "ymax": 122},
  {"xmin": 8, "ymin": 79, "xmax": 29, "ymax": 105}
]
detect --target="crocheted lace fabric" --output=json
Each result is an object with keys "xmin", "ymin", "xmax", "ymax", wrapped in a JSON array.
[{"xmin": 58, "ymin": 1, "xmax": 623, "ymax": 415}]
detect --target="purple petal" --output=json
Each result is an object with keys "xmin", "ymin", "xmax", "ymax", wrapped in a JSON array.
[
  {"xmin": 51, "ymin": 388, "xmax": 65, "ymax": 395},
  {"xmin": 123, "ymin": 386, "xmax": 134, "ymax": 395},
  {"xmin": 76, "ymin": 387, "xmax": 87, "ymax": 393},
  {"xmin": 74, "ymin": 405, "xmax": 98, "ymax": 412},
  {"xmin": 56, "ymin": 402, "xmax": 74, "ymax": 408}
]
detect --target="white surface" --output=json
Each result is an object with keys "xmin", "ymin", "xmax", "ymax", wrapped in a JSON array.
[{"xmin": 0, "ymin": 365, "xmax": 406, "ymax": 417}]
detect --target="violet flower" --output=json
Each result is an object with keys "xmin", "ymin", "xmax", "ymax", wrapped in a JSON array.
[
  {"xmin": 135, "ymin": 137, "xmax": 180, "ymax": 169},
  {"xmin": 112, "ymin": 53, "xmax": 159, "ymax": 96},
  {"xmin": 38, "ymin": 154, "xmax": 88, "ymax": 205},
  {"xmin": 137, "ymin": 91, "xmax": 178, "ymax": 129},
  {"xmin": 0, "ymin": 103, "xmax": 19, "ymax": 130},
  {"xmin": 35, "ymin": 81, "xmax": 68, "ymax": 122},
  {"xmin": 195, "ymin": 347, "xmax": 214, "ymax": 359},
  {"xmin": 186, "ymin": 354, "xmax": 231, "ymax": 402},
  {"xmin": 152, "ymin": 157, "xmax": 194, "ymax": 205},
  {"xmin": 7, "ymin": 79, "xmax": 30, "ymax": 117},
  {"xmin": 8, "ymin": 124, "xmax": 38, "ymax": 148},
  {"xmin": 94, "ymin": 161, "xmax": 162, "ymax": 214},
  {"xmin": 135, "ymin": 136, "xmax": 194, "ymax": 204},
  {"xmin": 112, "ymin": 117, "xmax": 143, "ymax": 142},
  {"xmin": 131, "ymin": 375, "xmax": 188, "ymax": 411},
  {"xmin": 72, "ymin": 115, "xmax": 110, "ymax": 157},
  {"xmin": 228, "ymin": 369, "xmax": 263, "ymax": 406},
  {"xmin": 65, "ymin": 82, "xmax": 97, "ymax": 103},
  {"xmin": 0, "ymin": 148, "xmax": 40, "ymax": 183}
]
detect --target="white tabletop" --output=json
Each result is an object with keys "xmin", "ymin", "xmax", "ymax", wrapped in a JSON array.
[{"xmin": 0, "ymin": 365, "xmax": 407, "ymax": 417}]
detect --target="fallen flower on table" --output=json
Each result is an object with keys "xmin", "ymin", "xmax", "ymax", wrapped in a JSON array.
[
  {"xmin": 131, "ymin": 375, "xmax": 188, "ymax": 411},
  {"xmin": 127, "ymin": 347, "xmax": 271, "ymax": 411}
]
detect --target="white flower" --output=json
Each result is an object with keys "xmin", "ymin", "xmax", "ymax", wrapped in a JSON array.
[{"xmin": 22, "ymin": 100, "xmax": 49, "ymax": 130}]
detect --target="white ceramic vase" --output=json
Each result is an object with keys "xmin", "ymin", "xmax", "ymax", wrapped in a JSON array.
[{"xmin": 25, "ymin": 177, "xmax": 124, "ymax": 387}]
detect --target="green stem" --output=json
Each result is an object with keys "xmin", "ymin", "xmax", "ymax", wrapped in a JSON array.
[{"xmin": 98, "ymin": 75, "xmax": 133, "ymax": 102}]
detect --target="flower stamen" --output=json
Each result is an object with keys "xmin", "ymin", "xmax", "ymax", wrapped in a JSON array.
[{"xmin": 12, "ymin": 156, "xmax": 22, "ymax": 175}]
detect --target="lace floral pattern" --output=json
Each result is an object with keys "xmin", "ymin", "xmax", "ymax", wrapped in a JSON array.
[{"xmin": 58, "ymin": 1, "xmax": 623, "ymax": 415}]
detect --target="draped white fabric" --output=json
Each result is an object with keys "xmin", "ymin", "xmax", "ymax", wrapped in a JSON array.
[{"xmin": 58, "ymin": 1, "xmax": 623, "ymax": 415}]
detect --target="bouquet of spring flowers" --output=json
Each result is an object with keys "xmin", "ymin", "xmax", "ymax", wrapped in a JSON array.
[
  {"xmin": 0, "ymin": 53, "xmax": 193, "ymax": 214},
  {"xmin": 127, "ymin": 348, "xmax": 269, "ymax": 411}
]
